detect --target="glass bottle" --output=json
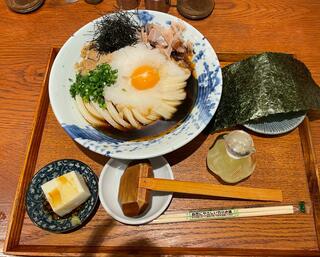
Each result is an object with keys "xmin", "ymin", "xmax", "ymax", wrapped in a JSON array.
[
  {"xmin": 5, "ymin": 0, "xmax": 44, "ymax": 13},
  {"xmin": 145, "ymin": 0, "xmax": 170, "ymax": 13},
  {"xmin": 85, "ymin": 0, "xmax": 103, "ymax": 4},
  {"xmin": 207, "ymin": 130, "xmax": 256, "ymax": 184},
  {"xmin": 116, "ymin": 0, "xmax": 140, "ymax": 9},
  {"xmin": 177, "ymin": 0, "xmax": 214, "ymax": 20}
]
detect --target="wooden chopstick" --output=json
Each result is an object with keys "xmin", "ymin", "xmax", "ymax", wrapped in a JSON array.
[{"xmin": 152, "ymin": 205, "xmax": 296, "ymax": 224}]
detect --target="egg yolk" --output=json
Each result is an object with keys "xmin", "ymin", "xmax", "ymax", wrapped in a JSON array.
[{"xmin": 131, "ymin": 65, "xmax": 160, "ymax": 90}]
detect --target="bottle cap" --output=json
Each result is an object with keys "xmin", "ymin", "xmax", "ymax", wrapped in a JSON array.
[{"xmin": 224, "ymin": 130, "xmax": 255, "ymax": 158}]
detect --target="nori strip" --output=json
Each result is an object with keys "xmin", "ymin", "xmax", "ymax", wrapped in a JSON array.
[{"xmin": 208, "ymin": 52, "xmax": 320, "ymax": 132}]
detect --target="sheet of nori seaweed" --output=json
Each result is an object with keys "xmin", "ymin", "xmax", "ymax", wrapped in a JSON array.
[{"xmin": 208, "ymin": 52, "xmax": 320, "ymax": 132}]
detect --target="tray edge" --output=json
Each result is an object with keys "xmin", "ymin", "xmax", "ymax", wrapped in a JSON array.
[
  {"xmin": 3, "ymin": 48, "xmax": 59, "ymax": 254},
  {"xmin": 299, "ymin": 117, "xmax": 320, "ymax": 249}
]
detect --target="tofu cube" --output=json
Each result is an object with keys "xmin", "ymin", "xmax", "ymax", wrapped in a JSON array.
[{"xmin": 41, "ymin": 171, "xmax": 91, "ymax": 217}]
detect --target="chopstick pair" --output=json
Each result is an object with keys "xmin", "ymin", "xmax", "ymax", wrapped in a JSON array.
[{"xmin": 152, "ymin": 202, "xmax": 307, "ymax": 224}]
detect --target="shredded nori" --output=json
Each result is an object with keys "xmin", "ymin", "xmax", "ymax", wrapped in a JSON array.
[
  {"xmin": 92, "ymin": 11, "xmax": 141, "ymax": 54},
  {"xmin": 207, "ymin": 52, "xmax": 320, "ymax": 132}
]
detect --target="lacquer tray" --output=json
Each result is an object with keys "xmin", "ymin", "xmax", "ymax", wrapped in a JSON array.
[{"xmin": 4, "ymin": 48, "xmax": 320, "ymax": 256}]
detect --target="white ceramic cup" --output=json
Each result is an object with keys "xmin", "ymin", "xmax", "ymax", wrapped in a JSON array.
[{"xmin": 99, "ymin": 156, "xmax": 174, "ymax": 225}]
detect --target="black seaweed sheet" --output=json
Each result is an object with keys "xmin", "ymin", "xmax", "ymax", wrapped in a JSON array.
[{"xmin": 208, "ymin": 52, "xmax": 320, "ymax": 132}]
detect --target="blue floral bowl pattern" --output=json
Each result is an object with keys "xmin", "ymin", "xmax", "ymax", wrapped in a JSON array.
[
  {"xmin": 49, "ymin": 10, "xmax": 222, "ymax": 159},
  {"xmin": 25, "ymin": 159, "xmax": 99, "ymax": 233}
]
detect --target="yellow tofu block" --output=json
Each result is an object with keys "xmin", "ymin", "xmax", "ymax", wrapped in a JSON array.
[{"xmin": 41, "ymin": 171, "xmax": 91, "ymax": 217}]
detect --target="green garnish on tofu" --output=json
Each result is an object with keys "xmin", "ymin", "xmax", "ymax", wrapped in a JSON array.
[{"xmin": 70, "ymin": 63, "xmax": 118, "ymax": 108}]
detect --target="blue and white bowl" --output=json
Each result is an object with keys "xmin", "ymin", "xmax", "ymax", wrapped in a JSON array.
[{"xmin": 49, "ymin": 10, "xmax": 222, "ymax": 159}]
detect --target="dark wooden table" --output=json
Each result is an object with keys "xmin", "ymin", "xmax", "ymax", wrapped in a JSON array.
[{"xmin": 1, "ymin": 0, "xmax": 320, "ymax": 255}]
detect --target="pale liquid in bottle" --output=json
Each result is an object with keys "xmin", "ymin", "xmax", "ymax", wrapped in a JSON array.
[{"xmin": 207, "ymin": 131, "xmax": 256, "ymax": 183}]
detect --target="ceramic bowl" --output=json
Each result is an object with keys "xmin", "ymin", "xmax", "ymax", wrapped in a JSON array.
[
  {"xmin": 49, "ymin": 10, "xmax": 222, "ymax": 160},
  {"xmin": 25, "ymin": 159, "xmax": 99, "ymax": 233},
  {"xmin": 98, "ymin": 156, "xmax": 173, "ymax": 225}
]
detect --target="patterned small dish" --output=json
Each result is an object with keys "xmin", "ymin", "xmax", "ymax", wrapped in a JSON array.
[
  {"xmin": 49, "ymin": 10, "xmax": 222, "ymax": 160},
  {"xmin": 244, "ymin": 111, "xmax": 306, "ymax": 135},
  {"xmin": 25, "ymin": 159, "xmax": 99, "ymax": 233}
]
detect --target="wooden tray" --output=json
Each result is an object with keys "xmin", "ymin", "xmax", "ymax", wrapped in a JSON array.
[{"xmin": 4, "ymin": 48, "xmax": 320, "ymax": 256}]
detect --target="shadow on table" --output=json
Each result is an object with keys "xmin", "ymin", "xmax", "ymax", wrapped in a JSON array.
[
  {"xmin": 79, "ymin": 218, "xmax": 115, "ymax": 257},
  {"xmin": 165, "ymin": 132, "xmax": 208, "ymax": 166},
  {"xmin": 80, "ymin": 218, "xmax": 164, "ymax": 257},
  {"xmin": 76, "ymin": 142, "xmax": 109, "ymax": 166}
]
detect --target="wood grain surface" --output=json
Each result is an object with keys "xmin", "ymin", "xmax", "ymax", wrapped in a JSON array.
[
  {"xmin": 9, "ymin": 100, "xmax": 320, "ymax": 255},
  {"xmin": 1, "ymin": 0, "xmax": 320, "ymax": 256}
]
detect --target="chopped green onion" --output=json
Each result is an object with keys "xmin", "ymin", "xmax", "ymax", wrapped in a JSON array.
[{"xmin": 70, "ymin": 64, "xmax": 117, "ymax": 108}]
